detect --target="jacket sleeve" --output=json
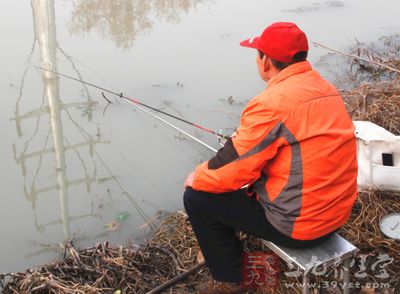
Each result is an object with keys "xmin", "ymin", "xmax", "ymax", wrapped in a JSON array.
[{"xmin": 191, "ymin": 97, "xmax": 283, "ymax": 193}]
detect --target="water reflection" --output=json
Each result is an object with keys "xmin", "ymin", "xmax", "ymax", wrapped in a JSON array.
[
  {"xmin": 68, "ymin": 0, "xmax": 209, "ymax": 49},
  {"xmin": 11, "ymin": 0, "xmax": 152, "ymax": 259},
  {"xmin": 13, "ymin": 0, "xmax": 104, "ymax": 241}
]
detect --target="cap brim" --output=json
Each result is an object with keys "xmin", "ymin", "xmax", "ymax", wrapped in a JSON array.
[{"xmin": 240, "ymin": 36, "xmax": 261, "ymax": 49}]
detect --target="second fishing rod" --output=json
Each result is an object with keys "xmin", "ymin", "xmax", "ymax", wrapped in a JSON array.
[{"xmin": 36, "ymin": 66, "xmax": 230, "ymax": 142}]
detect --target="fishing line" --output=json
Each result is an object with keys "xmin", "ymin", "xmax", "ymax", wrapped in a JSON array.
[
  {"xmin": 35, "ymin": 66, "xmax": 229, "ymax": 142},
  {"xmin": 121, "ymin": 99, "xmax": 218, "ymax": 153}
]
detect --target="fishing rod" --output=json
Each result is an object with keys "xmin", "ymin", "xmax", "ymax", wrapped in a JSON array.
[{"xmin": 35, "ymin": 66, "xmax": 229, "ymax": 143}]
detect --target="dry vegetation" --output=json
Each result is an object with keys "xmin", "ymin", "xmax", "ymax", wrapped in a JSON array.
[
  {"xmin": 342, "ymin": 79, "xmax": 400, "ymax": 135},
  {"xmin": 2, "ymin": 201, "xmax": 399, "ymax": 293}
]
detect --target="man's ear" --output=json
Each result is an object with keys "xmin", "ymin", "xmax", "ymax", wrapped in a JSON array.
[{"xmin": 263, "ymin": 56, "xmax": 271, "ymax": 72}]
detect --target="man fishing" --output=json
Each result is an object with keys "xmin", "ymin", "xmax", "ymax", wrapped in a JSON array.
[{"xmin": 183, "ymin": 22, "xmax": 358, "ymax": 294}]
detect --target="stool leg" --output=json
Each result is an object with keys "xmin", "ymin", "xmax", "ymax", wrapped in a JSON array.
[
  {"xmin": 343, "ymin": 258, "xmax": 350, "ymax": 294},
  {"xmin": 302, "ymin": 272, "xmax": 310, "ymax": 294}
]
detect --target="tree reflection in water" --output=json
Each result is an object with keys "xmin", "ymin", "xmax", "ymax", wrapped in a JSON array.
[{"xmin": 68, "ymin": 0, "xmax": 208, "ymax": 49}]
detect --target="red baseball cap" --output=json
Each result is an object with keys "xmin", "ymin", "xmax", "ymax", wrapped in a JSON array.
[{"xmin": 240, "ymin": 22, "xmax": 309, "ymax": 63}]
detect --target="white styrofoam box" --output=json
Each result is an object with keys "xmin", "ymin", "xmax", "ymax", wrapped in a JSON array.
[{"xmin": 354, "ymin": 121, "xmax": 400, "ymax": 191}]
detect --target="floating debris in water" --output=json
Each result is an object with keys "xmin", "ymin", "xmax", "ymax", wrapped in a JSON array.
[
  {"xmin": 104, "ymin": 220, "xmax": 120, "ymax": 232},
  {"xmin": 174, "ymin": 133, "xmax": 187, "ymax": 142},
  {"xmin": 104, "ymin": 212, "xmax": 130, "ymax": 232},
  {"xmin": 221, "ymin": 33, "xmax": 232, "ymax": 39},
  {"xmin": 115, "ymin": 211, "xmax": 130, "ymax": 222},
  {"xmin": 326, "ymin": 0, "xmax": 345, "ymax": 8},
  {"xmin": 218, "ymin": 95, "xmax": 236, "ymax": 105},
  {"xmin": 282, "ymin": 0, "xmax": 344, "ymax": 13}
]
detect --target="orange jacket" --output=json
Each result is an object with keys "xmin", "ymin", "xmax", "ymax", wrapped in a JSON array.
[{"xmin": 192, "ymin": 61, "xmax": 358, "ymax": 240}]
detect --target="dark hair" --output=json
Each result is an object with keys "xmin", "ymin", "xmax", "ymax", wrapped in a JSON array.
[{"xmin": 258, "ymin": 50, "xmax": 308, "ymax": 70}]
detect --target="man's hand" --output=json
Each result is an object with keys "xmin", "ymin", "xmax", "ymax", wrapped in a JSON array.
[{"xmin": 184, "ymin": 171, "xmax": 195, "ymax": 188}]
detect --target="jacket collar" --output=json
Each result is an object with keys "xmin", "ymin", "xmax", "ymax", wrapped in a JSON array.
[{"xmin": 267, "ymin": 61, "xmax": 312, "ymax": 88}]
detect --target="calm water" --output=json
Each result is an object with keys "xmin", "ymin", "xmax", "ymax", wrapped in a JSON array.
[{"xmin": 0, "ymin": 0, "xmax": 399, "ymax": 273}]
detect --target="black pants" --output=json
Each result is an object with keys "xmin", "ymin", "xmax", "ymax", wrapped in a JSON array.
[{"xmin": 183, "ymin": 187, "xmax": 332, "ymax": 283}]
